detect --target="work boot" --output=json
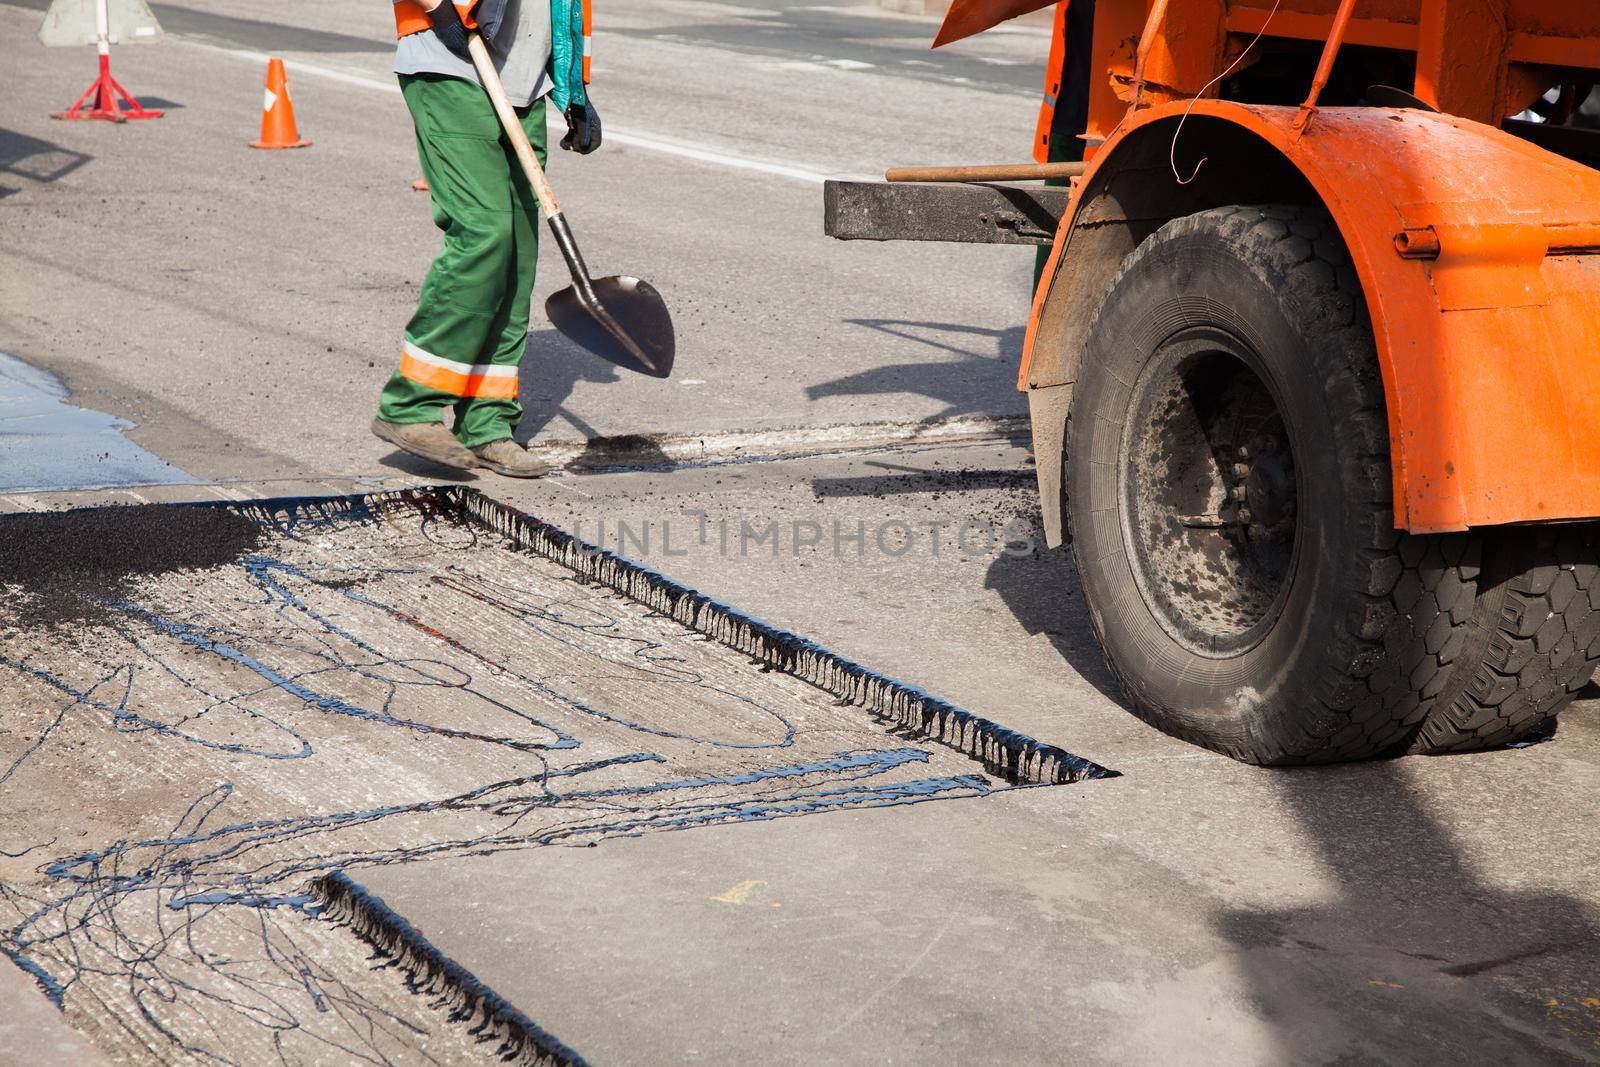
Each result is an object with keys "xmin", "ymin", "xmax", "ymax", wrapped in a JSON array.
[
  {"xmin": 471, "ymin": 438, "xmax": 550, "ymax": 478},
  {"xmin": 371, "ymin": 418, "xmax": 479, "ymax": 471}
]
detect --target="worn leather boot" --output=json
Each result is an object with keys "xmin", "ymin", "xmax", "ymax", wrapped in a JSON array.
[
  {"xmin": 471, "ymin": 438, "xmax": 550, "ymax": 478},
  {"xmin": 371, "ymin": 418, "xmax": 479, "ymax": 470}
]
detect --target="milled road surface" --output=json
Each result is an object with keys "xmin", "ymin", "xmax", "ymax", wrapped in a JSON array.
[{"xmin": 3, "ymin": 2, "xmax": 1600, "ymax": 1063}]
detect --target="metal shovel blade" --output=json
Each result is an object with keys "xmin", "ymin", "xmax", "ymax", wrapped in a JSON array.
[{"xmin": 546, "ymin": 276, "xmax": 675, "ymax": 379}]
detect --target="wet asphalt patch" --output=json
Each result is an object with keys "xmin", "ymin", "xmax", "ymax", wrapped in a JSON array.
[{"xmin": 0, "ymin": 352, "xmax": 196, "ymax": 495}]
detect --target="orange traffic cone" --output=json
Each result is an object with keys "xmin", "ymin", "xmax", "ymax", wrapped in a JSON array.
[{"xmin": 249, "ymin": 58, "xmax": 311, "ymax": 150}]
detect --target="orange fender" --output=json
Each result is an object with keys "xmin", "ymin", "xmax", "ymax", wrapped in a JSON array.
[{"xmin": 1026, "ymin": 100, "xmax": 1600, "ymax": 533}]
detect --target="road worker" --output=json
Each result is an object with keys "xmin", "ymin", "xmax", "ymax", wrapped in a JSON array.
[
  {"xmin": 372, "ymin": 0, "xmax": 600, "ymax": 476},
  {"xmin": 1034, "ymin": 0, "xmax": 1094, "ymax": 288}
]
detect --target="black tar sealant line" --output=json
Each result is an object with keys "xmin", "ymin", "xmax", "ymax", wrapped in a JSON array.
[
  {"xmin": 213, "ymin": 486, "xmax": 1113, "ymax": 784},
  {"xmin": 452, "ymin": 487, "xmax": 1114, "ymax": 785},
  {"xmin": 312, "ymin": 872, "xmax": 589, "ymax": 1067}
]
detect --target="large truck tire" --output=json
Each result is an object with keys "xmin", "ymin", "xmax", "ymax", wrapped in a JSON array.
[
  {"xmin": 1408, "ymin": 523, "xmax": 1600, "ymax": 753},
  {"xmin": 1065, "ymin": 205, "xmax": 1480, "ymax": 765}
]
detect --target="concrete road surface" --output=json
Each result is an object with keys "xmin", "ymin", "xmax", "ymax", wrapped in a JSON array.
[{"xmin": 2, "ymin": 1, "xmax": 1599, "ymax": 1063}]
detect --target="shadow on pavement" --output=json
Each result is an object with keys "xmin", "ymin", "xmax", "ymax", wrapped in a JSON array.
[
  {"xmin": 374, "ymin": 449, "xmax": 477, "ymax": 482},
  {"xmin": 599, "ymin": 6, "xmax": 1041, "ymax": 96},
  {"xmin": 980, "ymin": 509, "xmax": 1600, "ymax": 1056},
  {"xmin": 152, "ymin": 7, "xmax": 388, "ymax": 53},
  {"xmin": 805, "ymin": 319, "xmax": 1025, "ymax": 420},
  {"xmin": 982, "ymin": 522, "xmax": 1126, "ymax": 705},
  {"xmin": 1217, "ymin": 758, "xmax": 1600, "ymax": 1060},
  {"xmin": 123, "ymin": 97, "xmax": 185, "ymax": 111},
  {"xmin": 517, "ymin": 327, "xmax": 621, "ymax": 440},
  {"xmin": 0, "ymin": 128, "xmax": 90, "ymax": 199}
]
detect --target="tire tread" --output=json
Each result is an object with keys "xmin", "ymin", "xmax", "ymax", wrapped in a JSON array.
[
  {"xmin": 1409, "ymin": 524, "xmax": 1600, "ymax": 753},
  {"xmin": 1069, "ymin": 205, "xmax": 1480, "ymax": 765}
]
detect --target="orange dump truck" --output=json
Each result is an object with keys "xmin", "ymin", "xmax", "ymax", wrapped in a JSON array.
[{"xmin": 825, "ymin": 1, "xmax": 1600, "ymax": 763}]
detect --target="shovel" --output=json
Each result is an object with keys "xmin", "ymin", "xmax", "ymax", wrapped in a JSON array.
[{"xmin": 466, "ymin": 33, "xmax": 674, "ymax": 378}]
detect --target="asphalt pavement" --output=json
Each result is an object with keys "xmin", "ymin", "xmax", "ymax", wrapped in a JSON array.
[
  {"xmin": 1, "ymin": 0, "xmax": 1043, "ymax": 485},
  {"xmin": 2, "ymin": 2, "xmax": 1599, "ymax": 1063}
]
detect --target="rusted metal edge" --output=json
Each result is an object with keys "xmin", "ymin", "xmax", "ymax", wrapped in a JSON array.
[{"xmin": 824, "ymin": 178, "xmax": 1071, "ymax": 246}]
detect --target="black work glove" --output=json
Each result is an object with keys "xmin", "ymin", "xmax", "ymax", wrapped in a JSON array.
[
  {"xmin": 561, "ymin": 100, "xmax": 602, "ymax": 154},
  {"xmin": 428, "ymin": 1, "xmax": 472, "ymax": 63}
]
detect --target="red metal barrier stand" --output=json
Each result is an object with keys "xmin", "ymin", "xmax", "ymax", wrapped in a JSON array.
[
  {"xmin": 54, "ymin": 51, "xmax": 164, "ymax": 122},
  {"xmin": 51, "ymin": 0, "xmax": 163, "ymax": 122}
]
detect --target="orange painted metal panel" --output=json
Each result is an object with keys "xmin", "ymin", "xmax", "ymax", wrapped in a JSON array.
[
  {"xmin": 1223, "ymin": 8, "xmax": 1418, "ymax": 51},
  {"xmin": 1032, "ymin": 2, "xmax": 1068, "ymax": 162},
  {"xmin": 1506, "ymin": 1, "xmax": 1600, "ymax": 40},
  {"xmin": 965, "ymin": 0, "xmax": 1600, "ymax": 528},
  {"xmin": 1024, "ymin": 101, "xmax": 1600, "ymax": 531},
  {"xmin": 1507, "ymin": 31, "xmax": 1600, "ymax": 70},
  {"xmin": 933, "ymin": 0, "xmax": 1058, "ymax": 47},
  {"xmin": 1225, "ymin": 0, "xmax": 1418, "ymax": 18},
  {"xmin": 1071, "ymin": 1, "xmax": 1600, "ymax": 126}
]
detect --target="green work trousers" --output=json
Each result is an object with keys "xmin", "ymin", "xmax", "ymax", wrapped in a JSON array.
[{"xmin": 377, "ymin": 74, "xmax": 547, "ymax": 448}]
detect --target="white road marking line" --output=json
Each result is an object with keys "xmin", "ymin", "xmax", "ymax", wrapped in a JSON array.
[
  {"xmin": 543, "ymin": 473, "xmax": 593, "ymax": 498},
  {"xmin": 181, "ymin": 40, "xmax": 874, "ymax": 185},
  {"xmin": 597, "ymin": 126, "xmax": 874, "ymax": 184},
  {"xmin": 774, "ymin": 56, "xmax": 875, "ymax": 73}
]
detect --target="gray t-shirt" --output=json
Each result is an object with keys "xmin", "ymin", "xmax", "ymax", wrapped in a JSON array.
[{"xmin": 394, "ymin": 0, "xmax": 553, "ymax": 108}]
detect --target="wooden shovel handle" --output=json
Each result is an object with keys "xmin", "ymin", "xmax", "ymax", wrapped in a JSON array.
[
  {"xmin": 883, "ymin": 162, "xmax": 1088, "ymax": 183},
  {"xmin": 467, "ymin": 32, "xmax": 561, "ymax": 217}
]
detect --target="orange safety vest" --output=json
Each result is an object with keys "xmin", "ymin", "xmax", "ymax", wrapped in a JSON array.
[
  {"xmin": 580, "ymin": 0, "xmax": 590, "ymax": 81},
  {"xmin": 1032, "ymin": 0, "xmax": 1068, "ymax": 163},
  {"xmin": 393, "ymin": 0, "xmax": 474, "ymax": 39},
  {"xmin": 392, "ymin": 1, "xmax": 592, "ymax": 82}
]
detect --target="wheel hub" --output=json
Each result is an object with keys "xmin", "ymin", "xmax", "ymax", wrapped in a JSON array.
[{"xmin": 1119, "ymin": 330, "xmax": 1300, "ymax": 657}]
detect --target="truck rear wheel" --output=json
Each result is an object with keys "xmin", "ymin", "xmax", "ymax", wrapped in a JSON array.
[
  {"xmin": 1065, "ymin": 205, "xmax": 1479, "ymax": 764},
  {"xmin": 1408, "ymin": 523, "xmax": 1600, "ymax": 753}
]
